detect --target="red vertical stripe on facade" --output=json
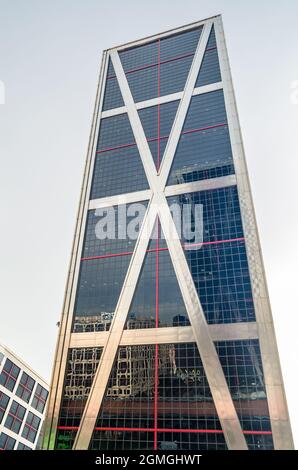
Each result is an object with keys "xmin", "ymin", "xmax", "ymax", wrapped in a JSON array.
[{"xmin": 154, "ymin": 39, "xmax": 161, "ymax": 450}]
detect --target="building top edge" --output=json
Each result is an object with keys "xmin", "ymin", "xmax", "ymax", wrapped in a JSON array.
[
  {"xmin": 0, "ymin": 343, "xmax": 49, "ymax": 387},
  {"xmin": 103, "ymin": 14, "xmax": 222, "ymax": 53}
]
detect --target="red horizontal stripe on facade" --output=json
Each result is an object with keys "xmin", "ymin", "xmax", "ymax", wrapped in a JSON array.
[
  {"xmin": 107, "ymin": 52, "xmax": 195, "ymax": 79},
  {"xmin": 81, "ymin": 250, "xmax": 134, "ymax": 262},
  {"xmin": 184, "ymin": 237, "xmax": 245, "ymax": 250},
  {"xmin": 107, "ymin": 47, "xmax": 217, "ymax": 80},
  {"xmin": 81, "ymin": 237, "xmax": 245, "ymax": 262},
  {"xmin": 96, "ymin": 123, "xmax": 227, "ymax": 155},
  {"xmin": 56, "ymin": 425, "xmax": 272, "ymax": 436}
]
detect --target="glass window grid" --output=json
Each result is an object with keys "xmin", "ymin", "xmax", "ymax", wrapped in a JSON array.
[
  {"xmin": 157, "ymin": 431, "xmax": 227, "ymax": 451},
  {"xmin": 215, "ymin": 339, "xmax": 273, "ymax": 450},
  {"xmin": 170, "ymin": 163, "xmax": 235, "ymax": 185},
  {"xmin": 90, "ymin": 343, "xmax": 226, "ymax": 450},
  {"xmin": 195, "ymin": 26, "xmax": 221, "ymax": 87},
  {"xmin": 182, "ymin": 90, "xmax": 228, "ymax": 129},
  {"xmin": 54, "ymin": 340, "xmax": 273, "ymax": 451},
  {"xmin": 91, "ymin": 113, "xmax": 149, "ymax": 200},
  {"xmin": 73, "ymin": 254, "xmax": 133, "ymax": 332},
  {"xmin": 73, "ymin": 202, "xmax": 147, "ymax": 333},
  {"xmin": 0, "ymin": 359, "xmax": 20, "ymax": 392},
  {"xmin": 168, "ymin": 187, "xmax": 255, "ymax": 324},
  {"xmin": 95, "ymin": 28, "xmax": 226, "ymax": 198},
  {"xmin": 103, "ymin": 25, "xmax": 220, "ymax": 111},
  {"xmin": 93, "ymin": 85, "xmax": 231, "ymax": 202},
  {"xmin": 91, "ymin": 430, "xmax": 155, "ymax": 451},
  {"xmin": 102, "ymin": 60, "xmax": 124, "ymax": 111},
  {"xmin": 0, "ymin": 432, "xmax": 16, "ymax": 450},
  {"xmin": 0, "ymin": 391, "xmax": 10, "ymax": 424},
  {"xmin": 81, "ymin": 205, "xmax": 143, "ymax": 260},
  {"xmin": 31, "ymin": 384, "xmax": 48, "ymax": 413},
  {"xmin": 125, "ymin": 233, "xmax": 190, "ymax": 330},
  {"xmin": 91, "ymin": 146, "xmax": 149, "ymax": 199},
  {"xmin": 55, "ymin": 347, "xmax": 102, "ymax": 449},
  {"xmin": 168, "ymin": 126, "xmax": 233, "ymax": 186},
  {"xmin": 78, "ymin": 185, "xmax": 255, "ymax": 329},
  {"xmin": 186, "ymin": 240, "xmax": 254, "ymax": 324},
  {"xmin": 21, "ymin": 411, "xmax": 41, "ymax": 443},
  {"xmin": 16, "ymin": 372, "xmax": 35, "ymax": 404},
  {"xmin": 139, "ymin": 100, "xmax": 179, "ymax": 169},
  {"xmin": 167, "ymin": 90, "xmax": 234, "ymax": 186},
  {"xmin": 159, "ymin": 56, "xmax": 194, "ymax": 98},
  {"xmin": 244, "ymin": 434, "xmax": 274, "ymax": 451},
  {"xmin": 17, "ymin": 442, "xmax": 32, "ymax": 450},
  {"xmin": 119, "ymin": 27, "xmax": 203, "ymax": 104},
  {"xmin": 96, "ymin": 113, "xmax": 135, "ymax": 151},
  {"xmin": 169, "ymin": 186, "xmax": 244, "ymax": 244},
  {"xmin": 4, "ymin": 400, "xmax": 26, "ymax": 434}
]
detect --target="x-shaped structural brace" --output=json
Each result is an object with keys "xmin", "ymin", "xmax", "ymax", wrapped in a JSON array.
[{"xmin": 73, "ymin": 19, "xmax": 248, "ymax": 450}]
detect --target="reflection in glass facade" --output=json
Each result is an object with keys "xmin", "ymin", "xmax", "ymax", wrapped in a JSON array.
[
  {"xmin": 73, "ymin": 202, "xmax": 147, "ymax": 332},
  {"xmin": 56, "ymin": 348, "xmax": 102, "ymax": 449},
  {"xmin": 167, "ymin": 90, "xmax": 234, "ymax": 185},
  {"xmin": 47, "ymin": 16, "xmax": 293, "ymax": 451},
  {"xmin": 168, "ymin": 186, "xmax": 255, "ymax": 324}
]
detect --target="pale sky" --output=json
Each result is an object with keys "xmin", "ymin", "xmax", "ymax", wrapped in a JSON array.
[{"xmin": 0, "ymin": 0, "xmax": 297, "ymax": 448}]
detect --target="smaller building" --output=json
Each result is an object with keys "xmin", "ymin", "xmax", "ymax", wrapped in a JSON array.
[{"xmin": 0, "ymin": 343, "xmax": 49, "ymax": 450}]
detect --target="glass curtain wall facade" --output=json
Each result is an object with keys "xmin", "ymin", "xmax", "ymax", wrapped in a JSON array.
[{"xmin": 43, "ymin": 15, "xmax": 293, "ymax": 451}]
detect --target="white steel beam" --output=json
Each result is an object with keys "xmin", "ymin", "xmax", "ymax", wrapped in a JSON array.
[{"xmin": 69, "ymin": 322, "xmax": 259, "ymax": 348}]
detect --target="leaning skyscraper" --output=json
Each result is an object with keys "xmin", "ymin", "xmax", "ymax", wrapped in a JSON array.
[{"xmin": 43, "ymin": 15, "xmax": 294, "ymax": 450}]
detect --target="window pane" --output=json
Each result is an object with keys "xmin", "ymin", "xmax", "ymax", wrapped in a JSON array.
[
  {"xmin": 167, "ymin": 90, "xmax": 234, "ymax": 186},
  {"xmin": 16, "ymin": 372, "xmax": 35, "ymax": 403},
  {"xmin": 0, "ymin": 392, "xmax": 10, "ymax": 424}
]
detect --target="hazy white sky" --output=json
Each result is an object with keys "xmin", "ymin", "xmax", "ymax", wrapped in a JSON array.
[{"xmin": 0, "ymin": 0, "xmax": 297, "ymax": 448}]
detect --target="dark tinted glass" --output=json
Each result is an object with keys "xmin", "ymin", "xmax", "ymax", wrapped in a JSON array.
[
  {"xmin": 168, "ymin": 187, "xmax": 255, "ymax": 324},
  {"xmin": 91, "ymin": 113, "xmax": 149, "ymax": 199},
  {"xmin": 160, "ymin": 28, "xmax": 202, "ymax": 61},
  {"xmin": 89, "ymin": 342, "xmax": 226, "ymax": 450},
  {"xmin": 196, "ymin": 26, "xmax": 221, "ymax": 87},
  {"xmin": 167, "ymin": 90, "xmax": 234, "ymax": 186},
  {"xmin": 4, "ymin": 400, "xmax": 26, "ymax": 434},
  {"xmin": 0, "ymin": 392, "xmax": 9, "ymax": 424},
  {"xmin": 119, "ymin": 28, "xmax": 202, "ymax": 103},
  {"xmin": 120, "ymin": 41, "xmax": 158, "ymax": 71},
  {"xmin": 31, "ymin": 384, "xmax": 48, "ymax": 413},
  {"xmin": 0, "ymin": 432, "xmax": 15, "ymax": 450},
  {"xmin": 160, "ymin": 55, "xmax": 193, "ymax": 96},
  {"xmin": 55, "ymin": 347, "xmax": 102, "ymax": 449},
  {"xmin": 126, "ymin": 66, "xmax": 159, "ymax": 103},
  {"xmin": 73, "ymin": 203, "xmax": 147, "ymax": 332},
  {"xmin": 216, "ymin": 340, "xmax": 273, "ymax": 450},
  {"xmin": 16, "ymin": 372, "xmax": 35, "ymax": 403},
  {"xmin": 0, "ymin": 359, "xmax": 20, "ymax": 392},
  {"xmin": 102, "ymin": 59, "xmax": 124, "ymax": 111},
  {"xmin": 17, "ymin": 442, "xmax": 32, "ymax": 450},
  {"xmin": 125, "ymin": 233, "xmax": 190, "ymax": 329},
  {"xmin": 22, "ymin": 412, "xmax": 41, "ymax": 443},
  {"xmin": 139, "ymin": 100, "xmax": 179, "ymax": 169}
]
